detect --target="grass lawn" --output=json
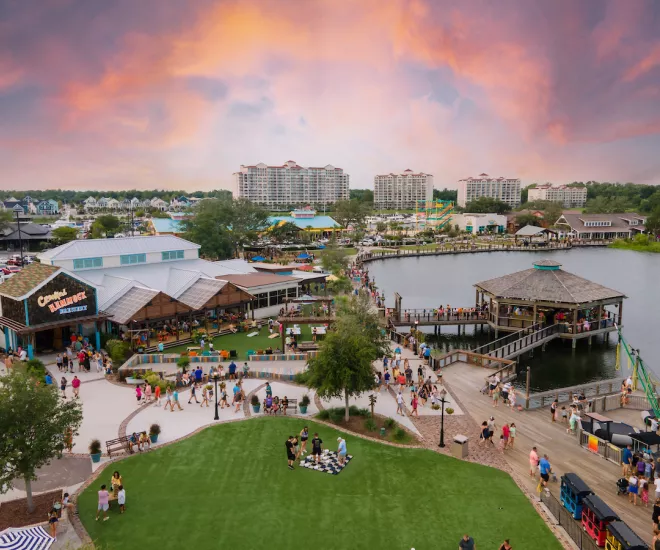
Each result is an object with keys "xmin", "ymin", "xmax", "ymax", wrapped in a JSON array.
[
  {"xmin": 163, "ymin": 324, "xmax": 319, "ymax": 358},
  {"xmin": 79, "ymin": 418, "xmax": 562, "ymax": 550}
]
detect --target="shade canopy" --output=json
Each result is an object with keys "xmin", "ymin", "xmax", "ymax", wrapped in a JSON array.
[
  {"xmin": 296, "ymin": 253, "xmax": 311, "ymax": 259},
  {"xmin": 251, "ymin": 256, "xmax": 265, "ymax": 262},
  {"xmin": 475, "ymin": 260, "xmax": 625, "ymax": 305}
]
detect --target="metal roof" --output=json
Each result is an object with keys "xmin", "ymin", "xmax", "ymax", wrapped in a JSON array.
[
  {"xmin": 514, "ymin": 225, "xmax": 555, "ymax": 237},
  {"xmin": 38, "ymin": 235, "xmax": 199, "ymax": 261},
  {"xmin": 102, "ymin": 286, "xmax": 160, "ymax": 325},
  {"xmin": 151, "ymin": 218, "xmax": 184, "ymax": 234},
  {"xmin": 177, "ymin": 278, "xmax": 227, "ymax": 309},
  {"xmin": 268, "ymin": 215, "xmax": 341, "ymax": 230}
]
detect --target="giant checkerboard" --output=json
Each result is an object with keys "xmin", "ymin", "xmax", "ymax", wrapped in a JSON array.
[{"xmin": 300, "ymin": 449, "xmax": 353, "ymax": 475}]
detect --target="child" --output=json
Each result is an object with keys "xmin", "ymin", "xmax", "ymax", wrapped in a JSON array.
[
  {"xmin": 200, "ymin": 385, "xmax": 209, "ymax": 408},
  {"xmin": 641, "ymin": 478, "xmax": 650, "ymax": 507},
  {"xmin": 140, "ymin": 431, "xmax": 150, "ymax": 450},
  {"xmin": 509, "ymin": 423, "xmax": 516, "ymax": 449},
  {"xmin": 117, "ymin": 485, "xmax": 126, "ymax": 514},
  {"xmin": 498, "ymin": 435, "xmax": 505, "ymax": 453},
  {"xmin": 561, "ymin": 406, "xmax": 568, "ymax": 424}
]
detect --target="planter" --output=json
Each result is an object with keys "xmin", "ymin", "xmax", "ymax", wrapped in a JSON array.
[
  {"xmin": 150, "ymin": 434, "xmax": 158, "ymax": 443},
  {"xmin": 90, "ymin": 453, "xmax": 102, "ymax": 463},
  {"xmin": 299, "ymin": 405, "xmax": 308, "ymax": 414},
  {"xmin": 252, "ymin": 405, "xmax": 260, "ymax": 413}
]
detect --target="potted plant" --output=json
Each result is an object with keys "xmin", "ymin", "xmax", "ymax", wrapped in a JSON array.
[
  {"xmin": 431, "ymin": 403, "xmax": 440, "ymax": 411},
  {"xmin": 177, "ymin": 356, "xmax": 190, "ymax": 373},
  {"xmin": 446, "ymin": 407, "xmax": 454, "ymax": 415},
  {"xmin": 149, "ymin": 423, "xmax": 161, "ymax": 443},
  {"xmin": 89, "ymin": 439, "xmax": 102, "ymax": 463},
  {"xmin": 299, "ymin": 394, "xmax": 310, "ymax": 414},
  {"xmin": 251, "ymin": 394, "xmax": 260, "ymax": 413}
]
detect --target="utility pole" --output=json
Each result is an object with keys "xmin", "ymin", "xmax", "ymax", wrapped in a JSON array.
[{"xmin": 14, "ymin": 209, "xmax": 24, "ymax": 265}]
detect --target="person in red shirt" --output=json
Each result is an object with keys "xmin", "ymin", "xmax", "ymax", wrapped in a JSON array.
[
  {"xmin": 72, "ymin": 376, "xmax": 81, "ymax": 399},
  {"xmin": 397, "ymin": 373, "xmax": 405, "ymax": 390},
  {"xmin": 77, "ymin": 351, "xmax": 85, "ymax": 372},
  {"xmin": 502, "ymin": 423, "xmax": 510, "ymax": 450}
]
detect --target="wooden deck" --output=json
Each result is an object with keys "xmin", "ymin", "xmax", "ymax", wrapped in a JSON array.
[{"xmin": 442, "ymin": 363, "xmax": 654, "ymax": 545}]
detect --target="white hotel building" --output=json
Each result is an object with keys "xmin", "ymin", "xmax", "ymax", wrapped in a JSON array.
[
  {"xmin": 457, "ymin": 173, "xmax": 521, "ymax": 208},
  {"xmin": 527, "ymin": 184, "xmax": 587, "ymax": 208},
  {"xmin": 234, "ymin": 160, "xmax": 349, "ymax": 208},
  {"xmin": 373, "ymin": 170, "xmax": 434, "ymax": 209}
]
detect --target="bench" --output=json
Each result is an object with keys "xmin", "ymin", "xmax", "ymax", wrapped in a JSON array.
[
  {"xmin": 278, "ymin": 398, "xmax": 297, "ymax": 415},
  {"xmin": 106, "ymin": 436, "xmax": 131, "ymax": 457}
]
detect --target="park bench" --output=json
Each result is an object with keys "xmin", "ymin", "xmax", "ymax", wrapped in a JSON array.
[
  {"xmin": 106, "ymin": 436, "xmax": 132, "ymax": 457},
  {"xmin": 278, "ymin": 398, "xmax": 297, "ymax": 415}
]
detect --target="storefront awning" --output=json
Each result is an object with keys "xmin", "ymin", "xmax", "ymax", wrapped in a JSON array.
[{"xmin": 0, "ymin": 312, "xmax": 110, "ymax": 334}]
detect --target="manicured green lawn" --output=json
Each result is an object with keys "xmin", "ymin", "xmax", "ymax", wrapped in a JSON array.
[
  {"xmin": 163, "ymin": 324, "xmax": 318, "ymax": 358},
  {"xmin": 79, "ymin": 418, "xmax": 562, "ymax": 550}
]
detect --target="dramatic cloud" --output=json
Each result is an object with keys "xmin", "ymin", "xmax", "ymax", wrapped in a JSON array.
[{"xmin": 1, "ymin": 0, "xmax": 660, "ymax": 191}]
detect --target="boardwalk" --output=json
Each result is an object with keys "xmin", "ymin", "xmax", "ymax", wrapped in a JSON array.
[{"xmin": 442, "ymin": 362, "xmax": 654, "ymax": 545}]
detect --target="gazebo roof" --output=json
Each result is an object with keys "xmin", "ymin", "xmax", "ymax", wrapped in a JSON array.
[{"xmin": 474, "ymin": 260, "xmax": 625, "ymax": 305}]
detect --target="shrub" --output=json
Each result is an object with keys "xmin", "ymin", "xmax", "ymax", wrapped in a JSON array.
[
  {"xmin": 384, "ymin": 418, "xmax": 395, "ymax": 429},
  {"xmin": 364, "ymin": 418, "xmax": 377, "ymax": 432},
  {"xmin": 446, "ymin": 407, "xmax": 454, "ymax": 415},
  {"xmin": 431, "ymin": 403, "xmax": 440, "ymax": 411},
  {"xmin": 89, "ymin": 439, "xmax": 102, "ymax": 454},
  {"xmin": 177, "ymin": 356, "xmax": 190, "ymax": 371},
  {"xmin": 293, "ymin": 371, "xmax": 309, "ymax": 385},
  {"xmin": 317, "ymin": 409, "xmax": 330, "ymax": 420},
  {"xmin": 251, "ymin": 394, "xmax": 260, "ymax": 406},
  {"xmin": 145, "ymin": 374, "xmax": 160, "ymax": 389},
  {"xmin": 300, "ymin": 394, "xmax": 311, "ymax": 407},
  {"xmin": 393, "ymin": 428, "xmax": 407, "ymax": 441},
  {"xmin": 105, "ymin": 339, "xmax": 130, "ymax": 365},
  {"xmin": 156, "ymin": 380, "xmax": 173, "ymax": 393},
  {"xmin": 357, "ymin": 407, "xmax": 370, "ymax": 417},
  {"xmin": 149, "ymin": 424, "xmax": 161, "ymax": 436},
  {"xmin": 25, "ymin": 358, "xmax": 47, "ymax": 379}
]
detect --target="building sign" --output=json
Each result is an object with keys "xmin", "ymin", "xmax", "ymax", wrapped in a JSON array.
[
  {"xmin": 37, "ymin": 289, "xmax": 88, "ymax": 315},
  {"xmin": 26, "ymin": 273, "xmax": 96, "ymax": 325}
]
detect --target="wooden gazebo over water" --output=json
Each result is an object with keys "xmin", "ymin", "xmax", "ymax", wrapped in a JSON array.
[{"xmin": 474, "ymin": 260, "xmax": 625, "ymax": 345}]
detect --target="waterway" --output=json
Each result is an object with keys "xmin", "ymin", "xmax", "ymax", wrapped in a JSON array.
[{"xmin": 367, "ymin": 248, "xmax": 660, "ymax": 392}]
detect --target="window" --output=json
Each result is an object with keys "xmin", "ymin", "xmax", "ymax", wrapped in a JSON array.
[
  {"xmin": 269, "ymin": 289, "xmax": 287, "ymax": 306},
  {"xmin": 255, "ymin": 293, "xmax": 268, "ymax": 309},
  {"xmin": 73, "ymin": 257, "xmax": 102, "ymax": 270},
  {"xmin": 162, "ymin": 250, "xmax": 185, "ymax": 261},
  {"xmin": 120, "ymin": 253, "xmax": 146, "ymax": 265}
]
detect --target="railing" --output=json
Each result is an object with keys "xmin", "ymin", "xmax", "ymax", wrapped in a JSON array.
[
  {"xmin": 540, "ymin": 491, "xmax": 602, "ymax": 550},
  {"xmin": 473, "ymin": 323, "xmax": 541, "ymax": 355},
  {"xmin": 396, "ymin": 309, "xmax": 487, "ymax": 323},
  {"xmin": 524, "ymin": 377, "xmax": 625, "ymax": 409},
  {"xmin": 577, "ymin": 428, "xmax": 623, "ymax": 465},
  {"xmin": 491, "ymin": 314, "xmax": 538, "ymax": 329},
  {"xmin": 430, "ymin": 348, "xmax": 516, "ymax": 378},
  {"xmin": 488, "ymin": 323, "xmax": 565, "ymax": 359}
]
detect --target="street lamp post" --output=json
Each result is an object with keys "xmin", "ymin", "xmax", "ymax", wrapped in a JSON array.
[
  {"xmin": 213, "ymin": 373, "xmax": 220, "ymax": 420},
  {"xmin": 438, "ymin": 389, "xmax": 448, "ymax": 448}
]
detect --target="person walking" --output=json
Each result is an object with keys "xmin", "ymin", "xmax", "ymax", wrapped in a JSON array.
[
  {"xmin": 117, "ymin": 485, "xmax": 126, "ymax": 514},
  {"xmin": 135, "ymin": 385, "xmax": 142, "ymax": 406},
  {"xmin": 337, "ymin": 437, "xmax": 347, "ymax": 465},
  {"xmin": 200, "ymin": 385, "xmax": 210, "ymax": 408},
  {"xmin": 529, "ymin": 446, "xmax": 539, "ymax": 477},
  {"xmin": 492, "ymin": 383, "xmax": 500, "ymax": 407},
  {"xmin": 550, "ymin": 399, "xmax": 558, "ymax": 422},
  {"xmin": 299, "ymin": 426, "xmax": 309, "ymax": 457},
  {"xmin": 537, "ymin": 454, "xmax": 552, "ymax": 496},
  {"xmin": 144, "ymin": 382, "xmax": 152, "ymax": 403},
  {"xmin": 172, "ymin": 389, "xmax": 183, "ymax": 411},
  {"xmin": 60, "ymin": 376, "xmax": 67, "ymax": 399},
  {"xmin": 311, "ymin": 432, "xmax": 323, "ymax": 464},
  {"xmin": 396, "ymin": 391, "xmax": 405, "ymax": 416},
  {"xmin": 458, "ymin": 534, "xmax": 476, "ymax": 549},
  {"xmin": 479, "ymin": 421, "xmax": 489, "ymax": 446},
  {"xmin": 188, "ymin": 383, "xmax": 200, "ymax": 404},
  {"xmin": 502, "ymin": 423, "xmax": 510, "ymax": 450},
  {"xmin": 411, "ymin": 392, "xmax": 419, "ymax": 417},
  {"xmin": 95, "ymin": 484, "xmax": 110, "ymax": 521},
  {"xmin": 628, "ymin": 471, "xmax": 639, "ymax": 506},
  {"xmin": 154, "ymin": 383, "xmax": 161, "ymax": 406},
  {"xmin": 509, "ymin": 423, "xmax": 516, "ymax": 449},
  {"xmin": 164, "ymin": 387, "xmax": 172, "ymax": 410},
  {"xmin": 56, "ymin": 353, "xmax": 63, "ymax": 372},
  {"xmin": 71, "ymin": 376, "xmax": 81, "ymax": 399}
]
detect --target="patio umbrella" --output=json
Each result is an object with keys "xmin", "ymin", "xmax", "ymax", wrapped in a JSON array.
[
  {"xmin": 0, "ymin": 526, "xmax": 54, "ymax": 550},
  {"xmin": 317, "ymin": 244, "xmax": 326, "ymax": 249},
  {"xmin": 296, "ymin": 253, "xmax": 310, "ymax": 260},
  {"xmin": 251, "ymin": 255, "xmax": 265, "ymax": 262},
  {"xmin": 296, "ymin": 265, "xmax": 314, "ymax": 272}
]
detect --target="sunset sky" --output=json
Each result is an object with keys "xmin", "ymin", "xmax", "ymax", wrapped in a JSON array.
[{"xmin": 2, "ymin": 0, "xmax": 660, "ymax": 192}]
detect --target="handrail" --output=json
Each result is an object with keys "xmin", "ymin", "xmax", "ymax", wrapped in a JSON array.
[
  {"xmin": 472, "ymin": 323, "xmax": 541, "ymax": 355},
  {"xmin": 486, "ymin": 323, "xmax": 565, "ymax": 360},
  {"xmin": 523, "ymin": 377, "xmax": 625, "ymax": 409}
]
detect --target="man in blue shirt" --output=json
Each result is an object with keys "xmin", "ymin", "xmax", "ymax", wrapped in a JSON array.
[
  {"xmin": 228, "ymin": 361, "xmax": 236, "ymax": 379},
  {"xmin": 194, "ymin": 366, "xmax": 203, "ymax": 383},
  {"xmin": 45, "ymin": 373, "xmax": 53, "ymax": 385},
  {"xmin": 538, "ymin": 454, "xmax": 552, "ymax": 493},
  {"xmin": 622, "ymin": 444, "xmax": 633, "ymax": 476},
  {"xmin": 423, "ymin": 346, "xmax": 431, "ymax": 363},
  {"xmin": 337, "ymin": 437, "xmax": 347, "ymax": 465}
]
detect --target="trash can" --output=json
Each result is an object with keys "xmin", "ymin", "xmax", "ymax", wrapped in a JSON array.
[{"xmin": 452, "ymin": 435, "xmax": 469, "ymax": 459}]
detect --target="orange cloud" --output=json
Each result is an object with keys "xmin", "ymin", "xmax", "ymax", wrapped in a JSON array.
[{"xmin": 624, "ymin": 44, "xmax": 660, "ymax": 82}]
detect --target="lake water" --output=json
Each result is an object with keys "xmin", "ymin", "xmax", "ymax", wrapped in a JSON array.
[{"xmin": 367, "ymin": 248, "xmax": 660, "ymax": 392}]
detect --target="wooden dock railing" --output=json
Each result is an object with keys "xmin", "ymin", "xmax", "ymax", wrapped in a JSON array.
[{"xmin": 523, "ymin": 377, "xmax": 625, "ymax": 409}]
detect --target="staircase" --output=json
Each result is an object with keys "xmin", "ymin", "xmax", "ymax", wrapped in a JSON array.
[{"xmin": 474, "ymin": 323, "xmax": 565, "ymax": 361}]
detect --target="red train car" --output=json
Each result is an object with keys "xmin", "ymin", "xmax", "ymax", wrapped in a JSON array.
[{"xmin": 582, "ymin": 494, "xmax": 619, "ymax": 547}]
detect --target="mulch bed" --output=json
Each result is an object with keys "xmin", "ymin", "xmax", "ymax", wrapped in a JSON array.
[
  {"xmin": 322, "ymin": 412, "xmax": 420, "ymax": 445},
  {"xmin": 0, "ymin": 489, "xmax": 63, "ymax": 530}
]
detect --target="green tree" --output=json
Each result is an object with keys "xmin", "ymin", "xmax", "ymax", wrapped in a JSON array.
[
  {"xmin": 0, "ymin": 366, "xmax": 83, "ymax": 512},
  {"xmin": 516, "ymin": 213, "xmax": 541, "ymax": 227},
  {"xmin": 320, "ymin": 238, "xmax": 349, "ymax": 274},
  {"xmin": 327, "ymin": 275, "xmax": 353, "ymax": 294},
  {"xmin": 349, "ymin": 189, "xmax": 374, "ymax": 203},
  {"xmin": 0, "ymin": 210, "xmax": 12, "ymax": 233},
  {"xmin": 90, "ymin": 214, "xmax": 121, "ymax": 238},
  {"xmin": 306, "ymin": 295, "xmax": 386, "ymax": 421},
  {"xmin": 226, "ymin": 198, "xmax": 270, "ymax": 254},
  {"xmin": 333, "ymin": 199, "xmax": 371, "ymax": 229},
  {"xmin": 432, "ymin": 188, "xmax": 458, "ymax": 202},
  {"xmin": 464, "ymin": 197, "xmax": 510, "ymax": 214},
  {"xmin": 375, "ymin": 221, "xmax": 387, "ymax": 234},
  {"xmin": 645, "ymin": 208, "xmax": 660, "ymax": 236},
  {"xmin": 268, "ymin": 221, "xmax": 300, "ymax": 243},
  {"xmin": 584, "ymin": 196, "xmax": 630, "ymax": 214},
  {"xmin": 51, "ymin": 226, "xmax": 78, "ymax": 246}
]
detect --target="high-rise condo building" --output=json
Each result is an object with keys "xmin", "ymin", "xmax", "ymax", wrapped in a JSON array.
[
  {"xmin": 373, "ymin": 170, "xmax": 434, "ymax": 209},
  {"xmin": 457, "ymin": 173, "xmax": 521, "ymax": 208},
  {"xmin": 527, "ymin": 184, "xmax": 587, "ymax": 208},
  {"xmin": 234, "ymin": 160, "xmax": 349, "ymax": 207}
]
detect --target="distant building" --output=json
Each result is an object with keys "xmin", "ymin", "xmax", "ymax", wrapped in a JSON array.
[
  {"xmin": 451, "ymin": 213, "xmax": 507, "ymax": 235},
  {"xmin": 36, "ymin": 199, "xmax": 59, "ymax": 215},
  {"xmin": 235, "ymin": 160, "xmax": 349, "ymax": 207},
  {"xmin": 269, "ymin": 209, "xmax": 341, "ymax": 233},
  {"xmin": 527, "ymin": 184, "xmax": 587, "ymax": 207},
  {"xmin": 457, "ymin": 173, "xmax": 521, "ymax": 208},
  {"xmin": 0, "ymin": 222, "xmax": 52, "ymax": 250},
  {"xmin": 373, "ymin": 170, "xmax": 433, "ymax": 210},
  {"xmin": 556, "ymin": 212, "xmax": 646, "ymax": 239}
]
